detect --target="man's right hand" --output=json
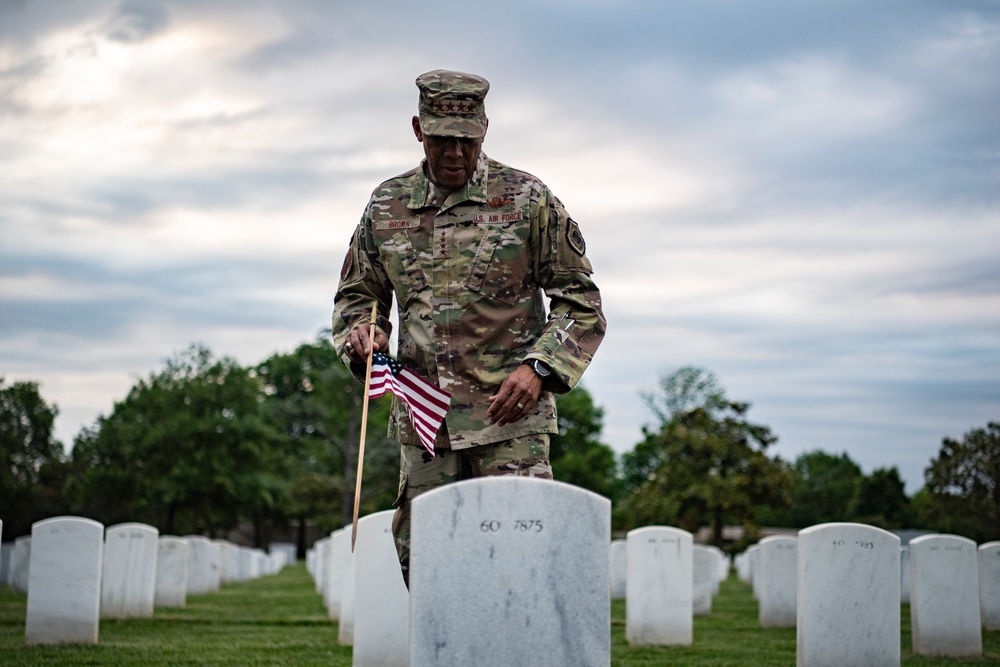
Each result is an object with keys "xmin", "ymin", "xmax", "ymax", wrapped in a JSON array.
[{"xmin": 345, "ymin": 323, "xmax": 389, "ymax": 363}]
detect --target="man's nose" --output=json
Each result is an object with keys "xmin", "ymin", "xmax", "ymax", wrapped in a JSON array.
[{"xmin": 443, "ymin": 139, "xmax": 463, "ymax": 157}]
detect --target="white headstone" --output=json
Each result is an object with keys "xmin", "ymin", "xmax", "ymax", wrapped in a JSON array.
[
  {"xmin": 154, "ymin": 537, "xmax": 189, "ymax": 608},
  {"xmin": 269, "ymin": 542, "xmax": 296, "ymax": 566},
  {"xmin": 410, "ymin": 477, "xmax": 610, "ymax": 666},
  {"xmin": 692, "ymin": 545, "xmax": 716, "ymax": 616},
  {"xmin": 626, "ymin": 526, "xmax": 693, "ymax": 646},
  {"xmin": 337, "ymin": 541, "xmax": 357, "ymax": 645},
  {"xmin": 206, "ymin": 541, "xmax": 222, "ymax": 591},
  {"xmin": 184, "ymin": 536, "xmax": 215, "ymax": 594},
  {"xmin": 25, "ymin": 516, "xmax": 104, "ymax": 645},
  {"xmin": 757, "ymin": 535, "xmax": 797, "ymax": 628},
  {"xmin": 9, "ymin": 536, "xmax": 31, "ymax": 593},
  {"xmin": 352, "ymin": 510, "xmax": 409, "ymax": 666},
  {"xmin": 609, "ymin": 539, "xmax": 627, "ymax": 600},
  {"xmin": 325, "ymin": 529, "xmax": 350, "ymax": 620},
  {"xmin": 213, "ymin": 540, "xmax": 236, "ymax": 584},
  {"xmin": 735, "ymin": 551, "xmax": 750, "ymax": 582},
  {"xmin": 101, "ymin": 523, "xmax": 159, "ymax": 618},
  {"xmin": 707, "ymin": 545, "xmax": 728, "ymax": 592},
  {"xmin": 797, "ymin": 522, "xmax": 900, "ymax": 667},
  {"xmin": 900, "ymin": 545, "xmax": 910, "ymax": 604},
  {"xmin": 238, "ymin": 546, "xmax": 253, "ymax": 582},
  {"xmin": 909, "ymin": 534, "xmax": 982, "ymax": 656},
  {"xmin": 312, "ymin": 537, "xmax": 329, "ymax": 593},
  {"xmin": 980, "ymin": 541, "xmax": 1000, "ymax": 631},
  {"xmin": 1, "ymin": 541, "xmax": 13, "ymax": 585}
]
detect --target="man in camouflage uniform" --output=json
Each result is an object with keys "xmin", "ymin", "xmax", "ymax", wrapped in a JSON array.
[{"xmin": 332, "ymin": 69, "xmax": 606, "ymax": 583}]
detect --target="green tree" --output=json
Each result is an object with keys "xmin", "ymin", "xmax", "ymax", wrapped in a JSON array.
[
  {"xmin": 69, "ymin": 345, "xmax": 286, "ymax": 541},
  {"xmin": 788, "ymin": 450, "xmax": 863, "ymax": 527},
  {"xmin": 622, "ymin": 367, "xmax": 793, "ymax": 546},
  {"xmin": 851, "ymin": 466, "xmax": 912, "ymax": 528},
  {"xmin": 921, "ymin": 421, "xmax": 1000, "ymax": 542},
  {"xmin": 550, "ymin": 385, "xmax": 619, "ymax": 502},
  {"xmin": 0, "ymin": 377, "xmax": 70, "ymax": 537}
]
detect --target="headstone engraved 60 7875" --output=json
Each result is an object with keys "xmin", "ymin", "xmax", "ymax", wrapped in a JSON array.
[
  {"xmin": 626, "ymin": 526, "xmax": 693, "ymax": 646},
  {"xmin": 409, "ymin": 477, "xmax": 611, "ymax": 667},
  {"xmin": 25, "ymin": 516, "xmax": 105, "ymax": 645},
  {"xmin": 909, "ymin": 534, "xmax": 982, "ymax": 657},
  {"xmin": 797, "ymin": 523, "xmax": 900, "ymax": 667}
]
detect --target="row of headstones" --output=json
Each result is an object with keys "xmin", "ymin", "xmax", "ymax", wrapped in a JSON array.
[
  {"xmin": 307, "ymin": 511, "xmax": 409, "ymax": 666},
  {"xmin": 0, "ymin": 516, "xmax": 290, "ymax": 645},
  {"xmin": 609, "ymin": 538, "xmax": 730, "ymax": 614},
  {"xmin": 303, "ymin": 479, "xmax": 749, "ymax": 665},
  {"xmin": 307, "ymin": 484, "xmax": 1000, "ymax": 667},
  {"xmin": 732, "ymin": 530, "xmax": 1000, "ymax": 660}
]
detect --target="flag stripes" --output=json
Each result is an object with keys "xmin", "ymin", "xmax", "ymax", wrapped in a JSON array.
[{"xmin": 368, "ymin": 352, "xmax": 450, "ymax": 455}]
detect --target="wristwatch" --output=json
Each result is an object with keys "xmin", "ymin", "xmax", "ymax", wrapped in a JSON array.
[{"xmin": 526, "ymin": 359, "xmax": 551, "ymax": 378}]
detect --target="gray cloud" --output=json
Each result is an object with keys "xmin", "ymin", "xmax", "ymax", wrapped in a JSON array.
[
  {"xmin": 102, "ymin": 0, "xmax": 170, "ymax": 43},
  {"xmin": 0, "ymin": 0, "xmax": 997, "ymax": 494}
]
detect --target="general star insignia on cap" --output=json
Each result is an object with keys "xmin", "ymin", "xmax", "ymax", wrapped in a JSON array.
[{"xmin": 416, "ymin": 69, "xmax": 489, "ymax": 139}]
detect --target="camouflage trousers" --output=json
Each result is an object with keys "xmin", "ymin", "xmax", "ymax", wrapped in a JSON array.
[{"xmin": 391, "ymin": 434, "xmax": 552, "ymax": 587}]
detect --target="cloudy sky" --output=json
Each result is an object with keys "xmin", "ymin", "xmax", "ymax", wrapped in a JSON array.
[{"xmin": 2, "ymin": 0, "xmax": 998, "ymax": 493}]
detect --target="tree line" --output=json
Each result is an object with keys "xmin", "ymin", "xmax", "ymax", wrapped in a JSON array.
[{"xmin": 2, "ymin": 338, "xmax": 998, "ymax": 553}]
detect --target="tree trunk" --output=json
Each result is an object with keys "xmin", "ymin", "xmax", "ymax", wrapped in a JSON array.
[
  {"xmin": 297, "ymin": 514, "xmax": 307, "ymax": 560},
  {"xmin": 713, "ymin": 506, "xmax": 725, "ymax": 548}
]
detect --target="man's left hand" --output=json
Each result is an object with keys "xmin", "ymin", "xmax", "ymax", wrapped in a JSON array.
[{"xmin": 487, "ymin": 365, "xmax": 543, "ymax": 426}]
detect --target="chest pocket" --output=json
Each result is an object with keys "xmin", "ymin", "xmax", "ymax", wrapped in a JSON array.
[
  {"xmin": 377, "ymin": 231, "xmax": 428, "ymax": 303},
  {"xmin": 465, "ymin": 225, "xmax": 528, "ymax": 306}
]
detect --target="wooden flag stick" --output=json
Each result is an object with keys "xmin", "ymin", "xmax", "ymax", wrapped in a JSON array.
[{"xmin": 351, "ymin": 301, "xmax": 379, "ymax": 552}]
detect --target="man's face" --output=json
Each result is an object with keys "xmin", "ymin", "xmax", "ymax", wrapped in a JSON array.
[{"xmin": 412, "ymin": 116, "xmax": 485, "ymax": 190}]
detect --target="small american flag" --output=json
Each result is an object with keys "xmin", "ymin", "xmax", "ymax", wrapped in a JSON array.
[{"xmin": 369, "ymin": 352, "xmax": 450, "ymax": 456}]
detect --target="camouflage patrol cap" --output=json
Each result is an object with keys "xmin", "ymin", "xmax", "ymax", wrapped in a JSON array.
[{"xmin": 416, "ymin": 69, "xmax": 489, "ymax": 138}]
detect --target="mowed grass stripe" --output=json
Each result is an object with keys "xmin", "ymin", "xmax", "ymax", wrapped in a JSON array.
[{"xmin": 2, "ymin": 562, "xmax": 998, "ymax": 665}]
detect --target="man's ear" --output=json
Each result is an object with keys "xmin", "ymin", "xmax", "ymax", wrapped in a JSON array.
[{"xmin": 412, "ymin": 116, "xmax": 424, "ymax": 142}]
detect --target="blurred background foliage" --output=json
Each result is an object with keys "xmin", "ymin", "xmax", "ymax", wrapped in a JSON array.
[{"xmin": 3, "ymin": 341, "xmax": 997, "ymax": 554}]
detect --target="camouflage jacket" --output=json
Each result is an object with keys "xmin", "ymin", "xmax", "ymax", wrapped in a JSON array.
[{"xmin": 332, "ymin": 152, "xmax": 606, "ymax": 450}]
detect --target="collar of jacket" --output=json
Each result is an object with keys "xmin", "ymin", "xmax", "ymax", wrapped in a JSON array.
[{"xmin": 408, "ymin": 151, "xmax": 490, "ymax": 210}]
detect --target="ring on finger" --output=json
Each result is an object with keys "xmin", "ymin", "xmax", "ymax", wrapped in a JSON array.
[
  {"xmin": 516, "ymin": 402, "xmax": 524, "ymax": 409},
  {"xmin": 345, "ymin": 342, "xmax": 354, "ymax": 352}
]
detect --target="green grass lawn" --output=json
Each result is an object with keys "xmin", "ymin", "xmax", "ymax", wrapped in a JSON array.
[{"xmin": 1, "ymin": 564, "xmax": 997, "ymax": 665}]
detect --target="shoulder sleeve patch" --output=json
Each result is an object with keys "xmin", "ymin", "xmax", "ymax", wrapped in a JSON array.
[
  {"xmin": 340, "ymin": 250, "xmax": 353, "ymax": 281},
  {"xmin": 566, "ymin": 218, "xmax": 587, "ymax": 256}
]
